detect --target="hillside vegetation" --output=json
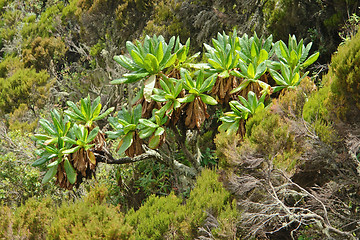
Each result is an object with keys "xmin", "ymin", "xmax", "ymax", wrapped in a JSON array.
[{"xmin": 1, "ymin": 0, "xmax": 360, "ymax": 239}]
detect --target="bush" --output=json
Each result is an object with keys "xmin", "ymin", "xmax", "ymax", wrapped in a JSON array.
[
  {"xmin": 11, "ymin": 197, "xmax": 55, "ymax": 239},
  {"xmin": 302, "ymin": 84, "xmax": 337, "ymax": 144},
  {"xmin": 22, "ymin": 36, "xmax": 67, "ymax": 71},
  {"xmin": 0, "ymin": 56, "xmax": 52, "ymax": 114},
  {"xmin": 125, "ymin": 169, "xmax": 238, "ymax": 239},
  {"xmin": 0, "ymin": 205, "xmax": 12, "ymax": 239},
  {"xmin": 327, "ymin": 29, "xmax": 360, "ymax": 117},
  {"xmin": 0, "ymin": 153, "xmax": 41, "ymax": 205},
  {"xmin": 47, "ymin": 185, "xmax": 134, "ymax": 240}
]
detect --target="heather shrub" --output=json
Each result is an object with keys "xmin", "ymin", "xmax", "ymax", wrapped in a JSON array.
[
  {"xmin": 0, "ymin": 152, "xmax": 62, "ymax": 206},
  {"xmin": 0, "ymin": 57, "xmax": 51, "ymax": 114},
  {"xmin": 22, "ymin": 36, "xmax": 67, "ymax": 71},
  {"xmin": 12, "ymin": 197, "xmax": 55, "ymax": 239},
  {"xmin": 47, "ymin": 185, "xmax": 134, "ymax": 240},
  {"xmin": 329, "ymin": 29, "xmax": 360, "ymax": 111},
  {"xmin": 125, "ymin": 169, "xmax": 238, "ymax": 239}
]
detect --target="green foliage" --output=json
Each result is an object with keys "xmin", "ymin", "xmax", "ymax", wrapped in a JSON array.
[
  {"xmin": 65, "ymin": 95, "xmax": 114, "ymax": 128},
  {"xmin": 32, "ymin": 109, "xmax": 74, "ymax": 183},
  {"xmin": 302, "ymin": 84, "xmax": 337, "ymax": 144},
  {"xmin": 245, "ymin": 109, "xmax": 297, "ymax": 158},
  {"xmin": 8, "ymin": 104, "xmax": 38, "ymax": 132},
  {"xmin": 107, "ymin": 104, "xmax": 142, "ymax": 155},
  {"xmin": 273, "ymin": 35, "xmax": 319, "ymax": 71},
  {"xmin": 179, "ymin": 69, "xmax": 218, "ymax": 105},
  {"xmin": 328, "ymin": 30, "xmax": 360, "ymax": 111},
  {"xmin": 203, "ymin": 29, "xmax": 240, "ymax": 78},
  {"xmin": 269, "ymin": 62, "xmax": 309, "ymax": 92},
  {"xmin": 219, "ymin": 91, "xmax": 267, "ymax": 135},
  {"xmin": 144, "ymin": 0, "xmax": 189, "ymax": 41},
  {"xmin": 112, "ymin": 35, "xmax": 178, "ymax": 84},
  {"xmin": 150, "ymin": 73, "xmax": 182, "ymax": 117},
  {"xmin": 0, "ymin": 56, "xmax": 51, "ymax": 114},
  {"xmin": 0, "ymin": 170, "xmax": 236, "ymax": 239},
  {"xmin": 0, "ymin": 205, "xmax": 12, "ymax": 239},
  {"xmin": 125, "ymin": 169, "xmax": 238, "ymax": 239},
  {"xmin": 125, "ymin": 193, "xmax": 185, "ymax": 239},
  {"xmin": 21, "ymin": 2, "xmax": 64, "ymax": 40},
  {"xmin": 11, "ymin": 197, "xmax": 55, "ymax": 239},
  {"xmin": 22, "ymin": 36, "xmax": 67, "ymax": 71},
  {"xmin": 230, "ymin": 33, "xmax": 272, "ymax": 94},
  {"xmin": 48, "ymin": 186, "xmax": 134, "ymax": 240},
  {"xmin": 0, "ymin": 152, "xmax": 62, "ymax": 206},
  {"xmin": 0, "ymin": 186, "xmax": 133, "ymax": 240},
  {"xmin": 138, "ymin": 112, "xmax": 166, "ymax": 149},
  {"xmin": 33, "ymin": 95, "xmax": 113, "ymax": 187}
]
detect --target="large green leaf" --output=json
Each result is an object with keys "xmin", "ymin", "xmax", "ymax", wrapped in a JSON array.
[
  {"xmin": 144, "ymin": 74, "xmax": 157, "ymax": 101},
  {"xmin": 42, "ymin": 165, "xmax": 58, "ymax": 184},
  {"xmin": 139, "ymin": 118, "xmax": 158, "ymax": 128},
  {"xmin": 144, "ymin": 53, "xmax": 159, "ymax": 73},
  {"xmin": 199, "ymin": 94, "xmax": 218, "ymax": 105},
  {"xmin": 32, "ymin": 153, "xmax": 57, "ymax": 167},
  {"xmin": 149, "ymin": 134, "xmax": 161, "ymax": 149},
  {"xmin": 113, "ymin": 55, "xmax": 138, "ymax": 71},
  {"xmin": 117, "ymin": 132, "xmax": 134, "ymax": 155},
  {"xmin": 64, "ymin": 158, "xmax": 77, "ymax": 184},
  {"xmin": 301, "ymin": 52, "xmax": 319, "ymax": 68},
  {"xmin": 93, "ymin": 107, "xmax": 115, "ymax": 121},
  {"xmin": 87, "ymin": 127, "xmax": 99, "ymax": 143},
  {"xmin": 39, "ymin": 119, "xmax": 56, "ymax": 136},
  {"xmin": 130, "ymin": 49, "xmax": 145, "ymax": 68}
]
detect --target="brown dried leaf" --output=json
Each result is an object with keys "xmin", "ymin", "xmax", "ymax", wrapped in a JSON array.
[{"xmin": 87, "ymin": 150, "xmax": 97, "ymax": 165}]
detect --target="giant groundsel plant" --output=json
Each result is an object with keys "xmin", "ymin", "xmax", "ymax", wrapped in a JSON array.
[{"xmin": 33, "ymin": 31, "xmax": 319, "ymax": 189}]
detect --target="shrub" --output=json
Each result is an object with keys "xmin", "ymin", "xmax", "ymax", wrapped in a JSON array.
[
  {"xmin": 22, "ymin": 36, "xmax": 67, "ymax": 71},
  {"xmin": 245, "ymin": 109, "xmax": 295, "ymax": 156},
  {"xmin": 47, "ymin": 185, "xmax": 134, "ymax": 240},
  {"xmin": 11, "ymin": 197, "xmax": 55, "ymax": 239},
  {"xmin": 20, "ymin": 2, "xmax": 64, "ymax": 40},
  {"xmin": 0, "ymin": 205, "xmax": 13, "ymax": 239},
  {"xmin": 125, "ymin": 193, "xmax": 185, "ymax": 239},
  {"xmin": 125, "ymin": 169, "xmax": 238, "ymax": 239},
  {"xmin": 0, "ymin": 152, "xmax": 64, "ymax": 206},
  {"xmin": 0, "ymin": 56, "xmax": 52, "ymax": 114},
  {"xmin": 8, "ymin": 104, "xmax": 38, "ymax": 132},
  {"xmin": 240, "ymin": 109, "xmax": 302, "ymax": 171},
  {"xmin": 302, "ymin": 84, "xmax": 337, "ymax": 144},
  {"xmin": 327, "ymin": 29, "xmax": 360, "ymax": 115}
]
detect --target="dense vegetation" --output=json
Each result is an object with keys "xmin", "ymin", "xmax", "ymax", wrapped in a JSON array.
[{"xmin": 1, "ymin": 0, "xmax": 360, "ymax": 239}]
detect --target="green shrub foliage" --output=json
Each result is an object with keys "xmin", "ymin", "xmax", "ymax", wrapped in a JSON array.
[
  {"xmin": 328, "ymin": 30, "xmax": 360, "ymax": 111},
  {"xmin": 125, "ymin": 169, "xmax": 238, "ymax": 239},
  {"xmin": 48, "ymin": 186, "xmax": 134, "ymax": 240},
  {"xmin": 0, "ymin": 57, "xmax": 51, "ymax": 114},
  {"xmin": 0, "ymin": 170, "xmax": 237, "ymax": 239}
]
